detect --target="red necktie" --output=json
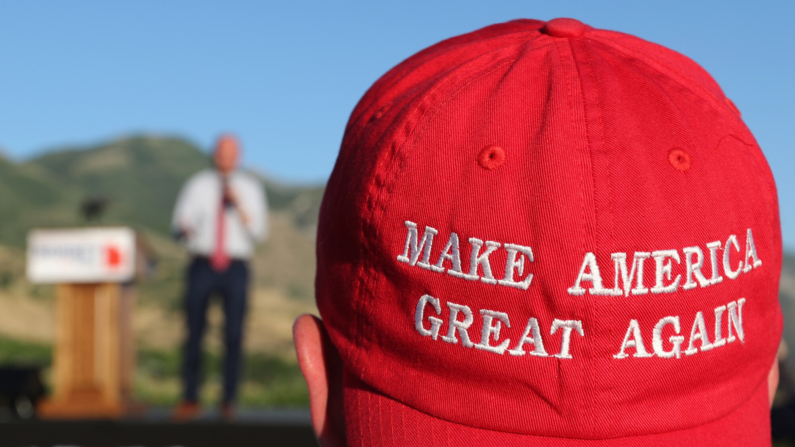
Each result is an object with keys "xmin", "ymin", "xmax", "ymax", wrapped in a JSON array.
[{"xmin": 210, "ymin": 180, "xmax": 231, "ymax": 272}]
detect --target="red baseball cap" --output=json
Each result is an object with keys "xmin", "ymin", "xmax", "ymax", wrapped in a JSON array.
[{"xmin": 316, "ymin": 18, "xmax": 782, "ymax": 445}]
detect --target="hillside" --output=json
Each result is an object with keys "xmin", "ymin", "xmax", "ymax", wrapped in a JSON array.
[
  {"xmin": 0, "ymin": 136, "xmax": 323, "ymax": 354},
  {"xmin": 0, "ymin": 135, "xmax": 327, "ymax": 406},
  {"xmin": 0, "ymin": 153, "xmax": 80, "ymax": 244},
  {"xmin": 25, "ymin": 137, "xmax": 210, "ymax": 237},
  {"xmin": 2, "ymin": 136, "xmax": 795, "ymax": 408},
  {"xmin": 17, "ymin": 136, "xmax": 325, "ymax": 241}
]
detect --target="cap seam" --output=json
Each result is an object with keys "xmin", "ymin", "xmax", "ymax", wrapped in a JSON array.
[
  {"xmin": 350, "ymin": 35, "xmax": 558, "ymax": 385},
  {"xmin": 345, "ymin": 29, "xmax": 550, "ymax": 146},
  {"xmin": 353, "ymin": 374, "xmax": 770, "ymax": 441},
  {"xmin": 352, "ymin": 55, "xmax": 522, "ymax": 387},
  {"xmin": 587, "ymin": 34, "xmax": 736, "ymax": 121},
  {"xmin": 347, "ymin": 38, "xmax": 554, "ymax": 388},
  {"xmin": 564, "ymin": 36, "xmax": 603, "ymax": 439},
  {"xmin": 588, "ymin": 33, "xmax": 758, "ymax": 161}
]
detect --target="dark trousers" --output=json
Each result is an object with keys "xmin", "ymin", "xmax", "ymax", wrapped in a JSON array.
[{"xmin": 182, "ymin": 257, "xmax": 249, "ymax": 405}]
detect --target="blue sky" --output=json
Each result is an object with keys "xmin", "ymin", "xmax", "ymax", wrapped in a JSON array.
[{"xmin": 0, "ymin": 1, "xmax": 793, "ymax": 247}]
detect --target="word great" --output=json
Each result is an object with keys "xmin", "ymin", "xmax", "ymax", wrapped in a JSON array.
[{"xmin": 415, "ymin": 294, "xmax": 583, "ymax": 358}]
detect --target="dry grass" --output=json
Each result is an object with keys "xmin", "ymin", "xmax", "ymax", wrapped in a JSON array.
[
  {"xmin": 0, "ymin": 292, "xmax": 55, "ymax": 343},
  {"xmin": 135, "ymin": 286, "xmax": 317, "ymax": 358},
  {"xmin": 0, "ymin": 285, "xmax": 316, "ymax": 359}
]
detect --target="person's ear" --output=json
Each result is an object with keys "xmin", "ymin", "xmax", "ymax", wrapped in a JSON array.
[
  {"xmin": 769, "ymin": 354, "xmax": 779, "ymax": 408},
  {"xmin": 294, "ymin": 314, "xmax": 346, "ymax": 447}
]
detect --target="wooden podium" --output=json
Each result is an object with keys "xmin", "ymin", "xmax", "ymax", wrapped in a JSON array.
[
  {"xmin": 38, "ymin": 283, "xmax": 139, "ymax": 418},
  {"xmin": 27, "ymin": 227, "xmax": 152, "ymax": 419}
]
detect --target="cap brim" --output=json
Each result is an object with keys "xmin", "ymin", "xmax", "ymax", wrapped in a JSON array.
[{"xmin": 343, "ymin": 372, "xmax": 771, "ymax": 446}]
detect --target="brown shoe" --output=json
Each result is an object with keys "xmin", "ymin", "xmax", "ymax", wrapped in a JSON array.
[
  {"xmin": 220, "ymin": 403, "xmax": 235, "ymax": 421},
  {"xmin": 172, "ymin": 401, "xmax": 201, "ymax": 422}
]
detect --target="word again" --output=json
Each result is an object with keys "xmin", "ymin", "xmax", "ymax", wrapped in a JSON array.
[{"xmin": 614, "ymin": 299, "xmax": 746, "ymax": 359}]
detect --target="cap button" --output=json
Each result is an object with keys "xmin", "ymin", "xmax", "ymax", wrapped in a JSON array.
[{"xmin": 542, "ymin": 18, "xmax": 587, "ymax": 38}]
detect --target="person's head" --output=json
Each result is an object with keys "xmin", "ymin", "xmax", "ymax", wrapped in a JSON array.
[
  {"xmin": 214, "ymin": 134, "xmax": 240, "ymax": 175},
  {"xmin": 296, "ymin": 18, "xmax": 782, "ymax": 447}
]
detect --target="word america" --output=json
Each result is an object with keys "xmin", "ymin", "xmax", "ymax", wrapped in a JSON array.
[
  {"xmin": 415, "ymin": 294, "xmax": 746, "ymax": 360},
  {"xmin": 397, "ymin": 221, "xmax": 762, "ymax": 295}
]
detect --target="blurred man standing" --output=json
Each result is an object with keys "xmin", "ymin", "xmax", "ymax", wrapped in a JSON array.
[{"xmin": 171, "ymin": 134, "xmax": 268, "ymax": 420}]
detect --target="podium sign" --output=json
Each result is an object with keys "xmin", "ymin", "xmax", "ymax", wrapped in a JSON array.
[
  {"xmin": 27, "ymin": 228, "xmax": 136, "ymax": 284},
  {"xmin": 28, "ymin": 227, "xmax": 144, "ymax": 419}
]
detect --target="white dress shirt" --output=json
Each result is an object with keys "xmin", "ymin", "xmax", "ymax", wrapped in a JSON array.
[{"xmin": 172, "ymin": 169, "xmax": 268, "ymax": 259}]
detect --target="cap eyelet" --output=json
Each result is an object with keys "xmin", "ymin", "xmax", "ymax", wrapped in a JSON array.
[
  {"xmin": 668, "ymin": 148, "xmax": 691, "ymax": 172},
  {"xmin": 478, "ymin": 145, "xmax": 506, "ymax": 170}
]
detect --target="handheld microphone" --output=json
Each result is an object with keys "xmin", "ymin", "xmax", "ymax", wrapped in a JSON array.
[{"xmin": 222, "ymin": 178, "xmax": 234, "ymax": 209}]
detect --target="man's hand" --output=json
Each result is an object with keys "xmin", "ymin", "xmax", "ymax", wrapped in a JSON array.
[
  {"xmin": 225, "ymin": 185, "xmax": 251, "ymax": 226},
  {"xmin": 174, "ymin": 221, "xmax": 193, "ymax": 241}
]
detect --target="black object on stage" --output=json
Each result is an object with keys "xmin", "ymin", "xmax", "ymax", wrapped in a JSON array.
[{"xmin": 0, "ymin": 366, "xmax": 45, "ymax": 421}]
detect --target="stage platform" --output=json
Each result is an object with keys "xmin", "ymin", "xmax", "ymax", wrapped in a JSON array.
[{"xmin": 1, "ymin": 408, "xmax": 316, "ymax": 447}]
